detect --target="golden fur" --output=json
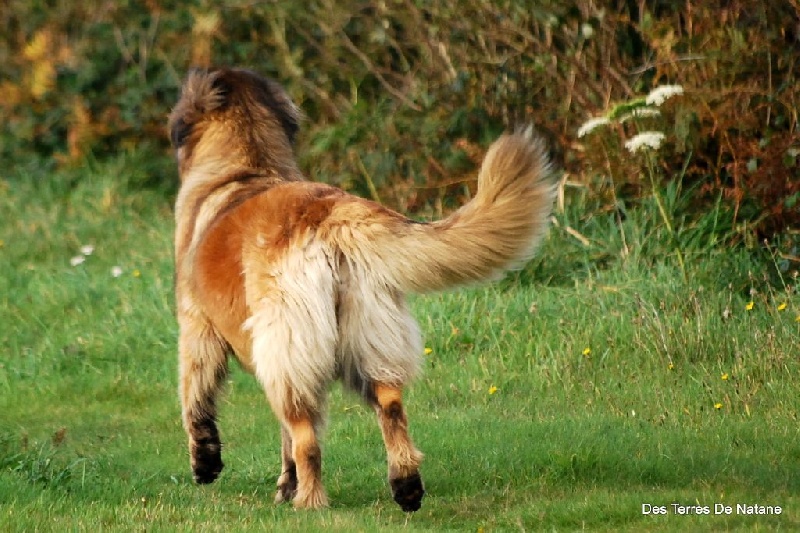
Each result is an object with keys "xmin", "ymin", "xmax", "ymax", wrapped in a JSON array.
[{"xmin": 169, "ymin": 67, "xmax": 556, "ymax": 511}]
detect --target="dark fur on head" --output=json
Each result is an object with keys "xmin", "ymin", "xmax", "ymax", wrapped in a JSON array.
[{"xmin": 168, "ymin": 68, "xmax": 302, "ymax": 170}]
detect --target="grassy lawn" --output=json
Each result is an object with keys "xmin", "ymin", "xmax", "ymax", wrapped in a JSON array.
[{"xmin": 1, "ymin": 159, "xmax": 799, "ymax": 531}]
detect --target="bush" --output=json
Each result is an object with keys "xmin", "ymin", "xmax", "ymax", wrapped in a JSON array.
[{"xmin": 0, "ymin": 0, "xmax": 797, "ymax": 240}]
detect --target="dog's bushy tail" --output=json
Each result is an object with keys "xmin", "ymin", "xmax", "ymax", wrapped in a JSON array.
[{"xmin": 346, "ymin": 127, "xmax": 557, "ymax": 293}]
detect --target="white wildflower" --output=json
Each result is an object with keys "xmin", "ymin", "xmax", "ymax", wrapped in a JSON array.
[
  {"xmin": 581, "ymin": 23, "xmax": 594, "ymax": 39},
  {"xmin": 80, "ymin": 244, "xmax": 95, "ymax": 256},
  {"xmin": 577, "ymin": 116, "xmax": 611, "ymax": 138},
  {"xmin": 618, "ymin": 107, "xmax": 661, "ymax": 123},
  {"xmin": 645, "ymin": 85, "xmax": 684, "ymax": 106},
  {"xmin": 111, "ymin": 266, "xmax": 123, "ymax": 278},
  {"xmin": 625, "ymin": 131, "xmax": 666, "ymax": 153},
  {"xmin": 70, "ymin": 255, "xmax": 85, "ymax": 267}
]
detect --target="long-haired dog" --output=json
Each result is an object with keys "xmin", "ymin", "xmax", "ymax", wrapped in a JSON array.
[{"xmin": 168, "ymin": 67, "xmax": 555, "ymax": 511}]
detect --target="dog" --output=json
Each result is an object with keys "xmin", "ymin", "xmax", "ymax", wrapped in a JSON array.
[{"xmin": 168, "ymin": 67, "xmax": 556, "ymax": 511}]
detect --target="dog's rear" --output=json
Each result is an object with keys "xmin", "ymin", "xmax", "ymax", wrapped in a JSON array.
[{"xmin": 169, "ymin": 67, "xmax": 556, "ymax": 511}]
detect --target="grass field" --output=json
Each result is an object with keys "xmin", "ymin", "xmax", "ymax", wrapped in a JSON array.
[{"xmin": 1, "ymin": 157, "xmax": 799, "ymax": 531}]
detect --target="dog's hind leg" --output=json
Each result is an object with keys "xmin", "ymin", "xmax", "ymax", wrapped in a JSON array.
[
  {"xmin": 281, "ymin": 410, "xmax": 327, "ymax": 508},
  {"xmin": 245, "ymin": 244, "xmax": 338, "ymax": 509},
  {"xmin": 337, "ymin": 273, "xmax": 426, "ymax": 512},
  {"xmin": 249, "ymin": 316, "xmax": 332, "ymax": 508},
  {"xmin": 178, "ymin": 312, "xmax": 229, "ymax": 484},
  {"xmin": 371, "ymin": 382, "xmax": 425, "ymax": 512},
  {"xmin": 252, "ymin": 333, "xmax": 330, "ymax": 510},
  {"xmin": 274, "ymin": 424, "xmax": 297, "ymax": 503}
]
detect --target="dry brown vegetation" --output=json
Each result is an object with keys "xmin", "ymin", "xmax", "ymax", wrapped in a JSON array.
[{"xmin": 1, "ymin": 0, "xmax": 797, "ymax": 237}]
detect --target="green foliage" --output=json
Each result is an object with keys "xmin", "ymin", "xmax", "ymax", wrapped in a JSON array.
[
  {"xmin": 0, "ymin": 435, "xmax": 81, "ymax": 488},
  {"xmin": 0, "ymin": 1, "xmax": 797, "ymax": 241}
]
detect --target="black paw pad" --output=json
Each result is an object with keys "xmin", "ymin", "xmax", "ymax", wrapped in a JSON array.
[{"xmin": 390, "ymin": 473, "xmax": 425, "ymax": 512}]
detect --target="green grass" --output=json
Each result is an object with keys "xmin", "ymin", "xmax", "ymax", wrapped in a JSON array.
[{"xmin": 1, "ymin": 157, "xmax": 799, "ymax": 532}]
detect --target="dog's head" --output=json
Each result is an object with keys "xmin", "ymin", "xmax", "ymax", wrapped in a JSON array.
[{"xmin": 168, "ymin": 67, "xmax": 301, "ymax": 176}]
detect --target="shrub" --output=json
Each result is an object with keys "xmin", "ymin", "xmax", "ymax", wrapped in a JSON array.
[{"xmin": 0, "ymin": 1, "xmax": 797, "ymax": 242}]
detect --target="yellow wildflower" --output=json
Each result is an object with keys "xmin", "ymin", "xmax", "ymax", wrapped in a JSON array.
[
  {"xmin": 132, "ymin": 269, "xmax": 141, "ymax": 278},
  {"xmin": 668, "ymin": 363, "xmax": 674, "ymax": 371},
  {"xmin": 488, "ymin": 385, "xmax": 498, "ymax": 395},
  {"xmin": 721, "ymin": 373, "xmax": 729, "ymax": 381},
  {"xmin": 582, "ymin": 347, "xmax": 591, "ymax": 357},
  {"xmin": 714, "ymin": 402, "xmax": 723, "ymax": 410},
  {"xmin": 423, "ymin": 347, "xmax": 432, "ymax": 355},
  {"xmin": 745, "ymin": 301, "xmax": 754, "ymax": 311},
  {"xmin": 777, "ymin": 302, "xmax": 787, "ymax": 311}
]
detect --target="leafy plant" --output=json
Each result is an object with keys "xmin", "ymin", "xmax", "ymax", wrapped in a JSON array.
[{"xmin": 0, "ymin": 0, "xmax": 797, "ymax": 243}]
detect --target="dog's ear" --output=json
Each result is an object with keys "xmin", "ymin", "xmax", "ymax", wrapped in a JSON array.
[
  {"xmin": 265, "ymin": 80, "xmax": 300, "ymax": 145},
  {"xmin": 205, "ymin": 68, "xmax": 232, "ymax": 110},
  {"xmin": 250, "ymin": 74, "xmax": 302, "ymax": 145},
  {"xmin": 185, "ymin": 68, "xmax": 230, "ymax": 114},
  {"xmin": 169, "ymin": 68, "xmax": 232, "ymax": 148}
]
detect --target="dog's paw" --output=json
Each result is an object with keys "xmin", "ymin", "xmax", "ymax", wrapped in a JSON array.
[
  {"xmin": 390, "ymin": 473, "xmax": 425, "ymax": 512},
  {"xmin": 274, "ymin": 470, "xmax": 298, "ymax": 504},
  {"xmin": 293, "ymin": 485, "xmax": 329, "ymax": 509},
  {"xmin": 192, "ymin": 449, "xmax": 224, "ymax": 484}
]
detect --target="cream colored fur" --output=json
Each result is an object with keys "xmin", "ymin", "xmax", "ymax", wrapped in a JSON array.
[
  {"xmin": 335, "ymin": 255, "xmax": 423, "ymax": 390},
  {"xmin": 236, "ymin": 127, "xmax": 553, "ymax": 418},
  {"xmin": 243, "ymin": 238, "xmax": 339, "ymax": 416},
  {"xmin": 243, "ymin": 236, "xmax": 424, "ymax": 417},
  {"xmin": 333, "ymin": 127, "xmax": 555, "ymax": 293}
]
